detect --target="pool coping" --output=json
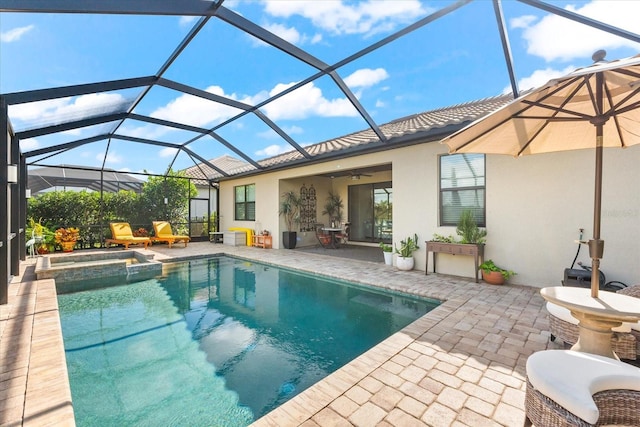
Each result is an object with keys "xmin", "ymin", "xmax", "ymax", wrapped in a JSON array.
[{"xmin": 2, "ymin": 243, "xmax": 556, "ymax": 426}]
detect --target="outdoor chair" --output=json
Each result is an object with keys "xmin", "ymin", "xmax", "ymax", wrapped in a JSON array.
[
  {"xmin": 617, "ymin": 284, "xmax": 640, "ymax": 355},
  {"xmin": 315, "ymin": 224, "xmax": 332, "ymax": 248},
  {"xmin": 525, "ymin": 349, "xmax": 640, "ymax": 427},
  {"xmin": 546, "ymin": 285, "xmax": 640, "ymax": 360},
  {"xmin": 335, "ymin": 221, "xmax": 350, "ymax": 245},
  {"xmin": 150, "ymin": 221, "xmax": 190, "ymax": 248},
  {"xmin": 105, "ymin": 222, "xmax": 151, "ymax": 250}
]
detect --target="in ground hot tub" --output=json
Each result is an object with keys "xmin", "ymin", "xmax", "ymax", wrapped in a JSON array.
[{"xmin": 35, "ymin": 250, "xmax": 162, "ymax": 285}]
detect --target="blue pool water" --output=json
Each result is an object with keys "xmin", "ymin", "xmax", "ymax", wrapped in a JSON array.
[{"xmin": 58, "ymin": 256, "xmax": 440, "ymax": 426}]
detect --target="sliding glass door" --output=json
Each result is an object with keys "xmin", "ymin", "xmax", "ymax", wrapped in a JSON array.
[{"xmin": 348, "ymin": 182, "xmax": 392, "ymax": 243}]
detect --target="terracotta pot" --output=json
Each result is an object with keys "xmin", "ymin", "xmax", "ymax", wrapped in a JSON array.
[
  {"xmin": 482, "ymin": 270, "xmax": 505, "ymax": 285},
  {"xmin": 60, "ymin": 241, "xmax": 76, "ymax": 252}
]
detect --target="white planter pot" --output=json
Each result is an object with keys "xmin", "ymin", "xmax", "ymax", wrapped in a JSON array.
[
  {"xmin": 383, "ymin": 251, "xmax": 393, "ymax": 265},
  {"xmin": 396, "ymin": 256, "xmax": 414, "ymax": 271}
]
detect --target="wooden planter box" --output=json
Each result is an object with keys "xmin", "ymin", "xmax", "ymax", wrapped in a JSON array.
[{"xmin": 425, "ymin": 241, "xmax": 484, "ymax": 283}]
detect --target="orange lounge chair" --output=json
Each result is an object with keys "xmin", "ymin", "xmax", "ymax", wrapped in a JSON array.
[
  {"xmin": 150, "ymin": 221, "xmax": 190, "ymax": 248},
  {"xmin": 105, "ymin": 222, "xmax": 151, "ymax": 249}
]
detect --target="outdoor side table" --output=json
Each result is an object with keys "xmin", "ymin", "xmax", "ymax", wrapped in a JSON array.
[{"xmin": 425, "ymin": 241, "xmax": 484, "ymax": 283}]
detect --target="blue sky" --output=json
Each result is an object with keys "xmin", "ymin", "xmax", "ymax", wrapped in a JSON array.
[{"xmin": 1, "ymin": 0, "xmax": 639, "ymax": 176}]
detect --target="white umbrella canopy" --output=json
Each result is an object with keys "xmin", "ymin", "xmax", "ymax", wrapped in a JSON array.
[{"xmin": 442, "ymin": 51, "xmax": 640, "ymax": 297}]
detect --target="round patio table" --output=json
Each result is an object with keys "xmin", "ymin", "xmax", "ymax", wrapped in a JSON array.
[{"xmin": 540, "ymin": 286, "xmax": 640, "ymax": 359}]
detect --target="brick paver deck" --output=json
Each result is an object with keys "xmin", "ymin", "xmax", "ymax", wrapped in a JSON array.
[{"xmin": 1, "ymin": 242, "xmax": 562, "ymax": 426}]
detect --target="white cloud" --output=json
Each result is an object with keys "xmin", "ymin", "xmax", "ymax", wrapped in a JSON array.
[
  {"xmin": 263, "ymin": 0, "xmax": 428, "ymax": 36},
  {"xmin": 283, "ymin": 125, "xmax": 303, "ymax": 135},
  {"xmin": 255, "ymin": 144, "xmax": 290, "ymax": 157},
  {"xmin": 504, "ymin": 65, "xmax": 577, "ymax": 94},
  {"xmin": 19, "ymin": 138, "xmax": 39, "ymax": 151},
  {"xmin": 8, "ymin": 93, "xmax": 127, "ymax": 126},
  {"xmin": 510, "ymin": 15, "xmax": 536, "ymax": 30},
  {"xmin": 179, "ymin": 16, "xmax": 198, "ymax": 27},
  {"xmin": 514, "ymin": 1, "xmax": 640, "ymax": 62},
  {"xmin": 262, "ymin": 81, "xmax": 357, "ymax": 120},
  {"xmin": 150, "ymin": 85, "xmax": 265, "ymax": 128},
  {"xmin": 375, "ymin": 99, "xmax": 386, "ymax": 108},
  {"xmin": 159, "ymin": 147, "xmax": 179, "ymax": 158},
  {"xmin": 97, "ymin": 152, "xmax": 122, "ymax": 164},
  {"xmin": 343, "ymin": 68, "xmax": 389, "ymax": 88},
  {"xmin": 126, "ymin": 79, "xmax": 356, "ymax": 140},
  {"xmin": 255, "ymin": 23, "xmax": 321, "ymax": 47},
  {"xmin": 263, "ymin": 23, "xmax": 303, "ymax": 44},
  {"xmin": 61, "ymin": 127, "xmax": 83, "ymax": 136},
  {"xmin": 1, "ymin": 25, "xmax": 34, "ymax": 43}
]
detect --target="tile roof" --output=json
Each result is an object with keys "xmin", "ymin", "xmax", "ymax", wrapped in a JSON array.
[{"xmin": 182, "ymin": 93, "xmax": 513, "ymax": 182}]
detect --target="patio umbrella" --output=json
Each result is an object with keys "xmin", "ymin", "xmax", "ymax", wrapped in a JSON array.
[{"xmin": 442, "ymin": 51, "xmax": 640, "ymax": 298}]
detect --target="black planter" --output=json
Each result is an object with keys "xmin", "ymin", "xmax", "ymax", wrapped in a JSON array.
[{"xmin": 282, "ymin": 231, "xmax": 297, "ymax": 249}]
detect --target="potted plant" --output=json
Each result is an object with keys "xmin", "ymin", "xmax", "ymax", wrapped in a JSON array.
[
  {"xmin": 133, "ymin": 227, "xmax": 149, "ymax": 237},
  {"xmin": 54, "ymin": 227, "xmax": 80, "ymax": 252},
  {"xmin": 379, "ymin": 241, "xmax": 393, "ymax": 265},
  {"xmin": 279, "ymin": 190, "xmax": 301, "ymax": 249},
  {"xmin": 479, "ymin": 259, "xmax": 516, "ymax": 285},
  {"xmin": 322, "ymin": 191, "xmax": 344, "ymax": 228},
  {"xmin": 456, "ymin": 209, "xmax": 486, "ymax": 244},
  {"xmin": 394, "ymin": 234, "xmax": 419, "ymax": 271}
]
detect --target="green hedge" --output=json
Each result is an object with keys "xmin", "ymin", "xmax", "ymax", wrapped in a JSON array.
[{"xmin": 27, "ymin": 171, "xmax": 197, "ymax": 249}]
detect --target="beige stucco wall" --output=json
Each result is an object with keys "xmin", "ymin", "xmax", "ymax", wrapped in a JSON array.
[{"xmin": 218, "ymin": 142, "xmax": 640, "ymax": 289}]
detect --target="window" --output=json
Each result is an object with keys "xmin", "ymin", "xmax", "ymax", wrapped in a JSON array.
[
  {"xmin": 440, "ymin": 154, "xmax": 485, "ymax": 226},
  {"xmin": 235, "ymin": 184, "xmax": 255, "ymax": 221}
]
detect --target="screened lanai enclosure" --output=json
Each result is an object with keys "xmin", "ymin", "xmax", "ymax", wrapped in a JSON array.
[{"xmin": 2, "ymin": 0, "xmax": 639, "ymax": 303}]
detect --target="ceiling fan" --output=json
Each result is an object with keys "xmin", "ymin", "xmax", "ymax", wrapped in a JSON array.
[{"xmin": 349, "ymin": 171, "xmax": 372, "ymax": 180}]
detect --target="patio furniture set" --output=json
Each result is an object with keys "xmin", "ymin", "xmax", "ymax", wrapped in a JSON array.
[
  {"xmin": 105, "ymin": 221, "xmax": 190, "ymax": 249},
  {"xmin": 524, "ymin": 284, "xmax": 640, "ymax": 426}
]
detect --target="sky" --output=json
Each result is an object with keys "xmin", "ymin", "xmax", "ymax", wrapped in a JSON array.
[{"xmin": 1, "ymin": 0, "xmax": 639, "ymax": 176}]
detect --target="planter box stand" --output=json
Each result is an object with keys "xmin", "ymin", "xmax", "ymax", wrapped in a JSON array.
[{"xmin": 425, "ymin": 241, "xmax": 484, "ymax": 283}]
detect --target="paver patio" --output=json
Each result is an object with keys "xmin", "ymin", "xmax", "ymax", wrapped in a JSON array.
[{"xmin": 0, "ymin": 242, "xmax": 562, "ymax": 426}]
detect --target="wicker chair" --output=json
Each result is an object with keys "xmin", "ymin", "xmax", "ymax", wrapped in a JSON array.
[
  {"xmin": 617, "ymin": 284, "xmax": 640, "ymax": 356},
  {"xmin": 547, "ymin": 284, "xmax": 640, "ymax": 360},
  {"xmin": 525, "ymin": 350, "xmax": 640, "ymax": 427}
]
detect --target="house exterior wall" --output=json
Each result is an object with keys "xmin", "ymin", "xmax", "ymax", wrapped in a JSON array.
[{"xmin": 218, "ymin": 142, "xmax": 640, "ymax": 289}]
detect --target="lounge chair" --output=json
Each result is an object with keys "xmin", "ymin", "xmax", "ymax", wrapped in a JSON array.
[
  {"xmin": 150, "ymin": 221, "xmax": 190, "ymax": 248},
  {"xmin": 105, "ymin": 222, "xmax": 151, "ymax": 249}
]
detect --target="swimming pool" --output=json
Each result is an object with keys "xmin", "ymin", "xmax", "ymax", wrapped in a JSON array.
[{"xmin": 58, "ymin": 256, "xmax": 440, "ymax": 426}]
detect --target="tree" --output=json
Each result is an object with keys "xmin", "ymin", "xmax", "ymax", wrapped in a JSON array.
[{"xmin": 139, "ymin": 170, "xmax": 197, "ymax": 228}]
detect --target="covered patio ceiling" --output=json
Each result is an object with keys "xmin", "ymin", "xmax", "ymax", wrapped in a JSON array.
[{"xmin": 1, "ymin": 1, "xmax": 639, "ymax": 182}]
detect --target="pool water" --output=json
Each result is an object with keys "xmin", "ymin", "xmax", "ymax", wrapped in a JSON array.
[{"xmin": 58, "ymin": 256, "xmax": 439, "ymax": 426}]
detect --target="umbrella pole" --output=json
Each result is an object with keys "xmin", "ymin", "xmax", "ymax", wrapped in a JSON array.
[
  {"xmin": 589, "ymin": 69, "xmax": 606, "ymax": 298},
  {"xmin": 589, "ymin": 138, "xmax": 604, "ymax": 298}
]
